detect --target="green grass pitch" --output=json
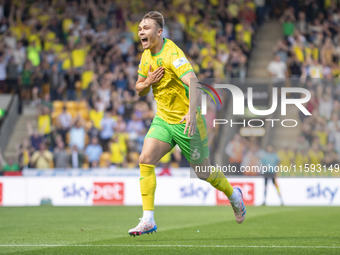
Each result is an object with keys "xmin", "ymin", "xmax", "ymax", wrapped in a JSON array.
[{"xmin": 0, "ymin": 206, "xmax": 339, "ymax": 254}]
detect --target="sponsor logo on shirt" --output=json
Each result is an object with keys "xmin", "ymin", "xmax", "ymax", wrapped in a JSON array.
[{"xmin": 172, "ymin": 57, "xmax": 188, "ymax": 69}]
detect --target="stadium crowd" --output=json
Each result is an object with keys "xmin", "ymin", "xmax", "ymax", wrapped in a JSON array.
[
  {"xmin": 0, "ymin": 0, "xmax": 261, "ymax": 170},
  {"xmin": 278, "ymin": 0, "xmax": 340, "ymax": 174},
  {"xmin": 224, "ymin": 0, "xmax": 340, "ymax": 177}
]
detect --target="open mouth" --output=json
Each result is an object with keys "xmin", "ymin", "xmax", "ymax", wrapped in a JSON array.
[{"xmin": 141, "ymin": 38, "xmax": 148, "ymax": 43}]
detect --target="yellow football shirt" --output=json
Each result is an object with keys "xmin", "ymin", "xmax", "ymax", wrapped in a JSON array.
[
  {"xmin": 89, "ymin": 110, "xmax": 104, "ymax": 129},
  {"xmin": 38, "ymin": 115, "xmax": 51, "ymax": 135},
  {"xmin": 295, "ymin": 152, "xmax": 309, "ymax": 170},
  {"xmin": 126, "ymin": 21, "xmax": 139, "ymax": 43},
  {"xmin": 62, "ymin": 18, "xmax": 73, "ymax": 34},
  {"xmin": 72, "ymin": 48, "xmax": 87, "ymax": 68},
  {"xmin": 81, "ymin": 70, "xmax": 94, "ymax": 90},
  {"xmin": 10, "ymin": 26, "xmax": 21, "ymax": 39},
  {"xmin": 138, "ymin": 38, "xmax": 193, "ymax": 124},
  {"xmin": 293, "ymin": 45, "xmax": 304, "ymax": 63},
  {"xmin": 308, "ymin": 150, "xmax": 324, "ymax": 166},
  {"xmin": 110, "ymin": 142, "xmax": 124, "ymax": 164},
  {"xmin": 53, "ymin": 43, "xmax": 64, "ymax": 53},
  {"xmin": 278, "ymin": 149, "xmax": 295, "ymax": 168},
  {"xmin": 38, "ymin": 14, "xmax": 50, "ymax": 26},
  {"xmin": 202, "ymin": 28, "xmax": 217, "ymax": 47},
  {"xmin": 118, "ymin": 133, "xmax": 128, "ymax": 155},
  {"xmin": 315, "ymin": 130, "xmax": 327, "ymax": 147},
  {"xmin": 28, "ymin": 34, "xmax": 42, "ymax": 50}
]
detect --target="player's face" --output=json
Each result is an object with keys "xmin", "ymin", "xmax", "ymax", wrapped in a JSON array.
[{"xmin": 138, "ymin": 19, "xmax": 162, "ymax": 49}]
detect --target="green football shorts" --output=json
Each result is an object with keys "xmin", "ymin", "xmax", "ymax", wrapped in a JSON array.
[{"xmin": 145, "ymin": 114, "xmax": 209, "ymax": 164}]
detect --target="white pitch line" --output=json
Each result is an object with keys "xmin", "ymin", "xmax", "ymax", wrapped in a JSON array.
[{"xmin": 0, "ymin": 245, "xmax": 339, "ymax": 249}]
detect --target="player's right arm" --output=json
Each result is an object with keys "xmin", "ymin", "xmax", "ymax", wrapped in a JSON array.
[{"xmin": 136, "ymin": 65, "xmax": 164, "ymax": 97}]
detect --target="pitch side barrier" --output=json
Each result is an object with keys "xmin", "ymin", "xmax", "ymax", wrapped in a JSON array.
[{"xmin": 0, "ymin": 173, "xmax": 339, "ymax": 206}]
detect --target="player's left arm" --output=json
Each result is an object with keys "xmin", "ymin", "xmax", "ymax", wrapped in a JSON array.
[
  {"xmin": 170, "ymin": 48, "xmax": 198, "ymax": 137},
  {"xmin": 180, "ymin": 71, "xmax": 199, "ymax": 137}
]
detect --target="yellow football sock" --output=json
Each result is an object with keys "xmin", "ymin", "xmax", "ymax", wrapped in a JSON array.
[
  {"xmin": 274, "ymin": 180, "xmax": 281, "ymax": 194},
  {"xmin": 139, "ymin": 163, "xmax": 156, "ymax": 211},
  {"xmin": 206, "ymin": 167, "xmax": 234, "ymax": 198}
]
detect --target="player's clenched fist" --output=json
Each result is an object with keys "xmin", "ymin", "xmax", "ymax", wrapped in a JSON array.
[{"xmin": 145, "ymin": 65, "xmax": 164, "ymax": 86}]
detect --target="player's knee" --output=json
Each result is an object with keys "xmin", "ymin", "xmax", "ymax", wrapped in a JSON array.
[
  {"xmin": 196, "ymin": 171, "xmax": 209, "ymax": 181},
  {"xmin": 192, "ymin": 165, "xmax": 210, "ymax": 180},
  {"xmin": 139, "ymin": 153, "xmax": 152, "ymax": 165}
]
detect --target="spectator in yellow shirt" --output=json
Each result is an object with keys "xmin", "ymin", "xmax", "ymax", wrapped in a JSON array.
[
  {"xmin": 308, "ymin": 143, "xmax": 324, "ymax": 166},
  {"xmin": 81, "ymin": 62, "xmax": 94, "ymax": 97},
  {"xmin": 109, "ymin": 136, "xmax": 125, "ymax": 167},
  {"xmin": 278, "ymin": 146, "xmax": 295, "ymax": 168},
  {"xmin": 30, "ymin": 142, "xmax": 53, "ymax": 169},
  {"xmin": 295, "ymin": 149, "xmax": 309, "ymax": 175},
  {"xmin": 89, "ymin": 105, "xmax": 104, "ymax": 129},
  {"xmin": 38, "ymin": 107, "xmax": 51, "ymax": 138},
  {"xmin": 71, "ymin": 43, "xmax": 87, "ymax": 69},
  {"xmin": 315, "ymin": 123, "xmax": 328, "ymax": 148}
]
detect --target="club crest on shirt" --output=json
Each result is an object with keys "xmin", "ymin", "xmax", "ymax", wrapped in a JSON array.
[{"xmin": 157, "ymin": 58, "xmax": 163, "ymax": 67}]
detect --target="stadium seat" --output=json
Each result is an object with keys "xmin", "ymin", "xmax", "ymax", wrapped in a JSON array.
[
  {"xmin": 78, "ymin": 101, "xmax": 88, "ymax": 110},
  {"xmin": 51, "ymin": 111, "xmax": 62, "ymax": 125},
  {"xmin": 170, "ymin": 162, "xmax": 179, "ymax": 168},
  {"xmin": 85, "ymin": 121, "xmax": 93, "ymax": 131},
  {"xmin": 78, "ymin": 109, "xmax": 89, "ymax": 121},
  {"xmin": 53, "ymin": 101, "xmax": 64, "ymax": 111},
  {"xmin": 66, "ymin": 133, "xmax": 70, "ymax": 145},
  {"xmin": 66, "ymin": 101, "xmax": 77, "ymax": 111},
  {"xmin": 99, "ymin": 152, "xmax": 111, "ymax": 167},
  {"xmin": 42, "ymin": 83, "xmax": 50, "ymax": 94},
  {"xmin": 82, "ymin": 157, "xmax": 89, "ymax": 169},
  {"xmin": 127, "ymin": 152, "xmax": 139, "ymax": 168},
  {"xmin": 82, "ymin": 162, "xmax": 89, "ymax": 169},
  {"xmin": 85, "ymin": 134, "xmax": 89, "ymax": 145},
  {"xmin": 67, "ymin": 110, "xmax": 78, "ymax": 119}
]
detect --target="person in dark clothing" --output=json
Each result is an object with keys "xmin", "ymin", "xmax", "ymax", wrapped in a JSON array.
[
  {"xmin": 289, "ymin": 54, "xmax": 302, "ymax": 78},
  {"xmin": 49, "ymin": 64, "xmax": 65, "ymax": 101},
  {"xmin": 64, "ymin": 68, "xmax": 80, "ymax": 101}
]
